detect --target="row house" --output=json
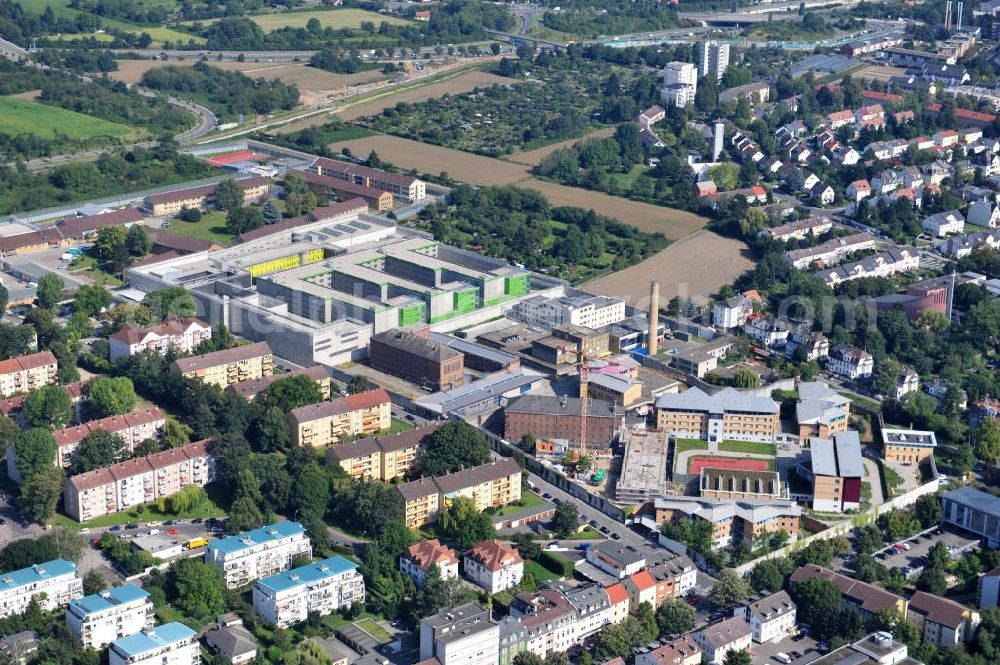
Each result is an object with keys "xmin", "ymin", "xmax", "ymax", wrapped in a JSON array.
[
  {"xmin": 62, "ymin": 439, "xmax": 215, "ymax": 522},
  {"xmin": 6, "ymin": 407, "xmax": 166, "ymax": 482},
  {"xmin": 895, "ymin": 110, "xmax": 916, "ymax": 124},
  {"xmin": 206, "ymin": 521, "xmax": 313, "ymax": 589},
  {"xmin": 783, "ymin": 232, "xmax": 879, "ymax": 269},
  {"xmin": 170, "ymin": 342, "xmax": 273, "ymax": 389},
  {"xmin": 759, "ymin": 217, "xmax": 833, "ymax": 242},
  {"xmin": 0, "ymin": 560, "xmax": 82, "ymax": 618},
  {"xmin": 66, "ymin": 585, "xmax": 154, "ymax": 649},
  {"xmin": 826, "ymin": 344, "xmax": 874, "ymax": 379},
  {"xmin": 512, "ymin": 590, "xmax": 580, "ymax": 657},
  {"xmin": 922, "ymin": 209, "xmax": 966, "ymax": 237},
  {"xmin": 775, "ymin": 120, "xmax": 807, "ymax": 141},
  {"xmin": 109, "ymin": 317, "xmax": 212, "ymax": 363},
  {"xmin": 826, "ymin": 110, "xmax": 855, "ymax": 129},
  {"xmin": 815, "ymin": 130, "xmax": 838, "ymax": 152},
  {"xmin": 287, "ymin": 388, "xmax": 392, "ymax": 447},
  {"xmin": 108, "ymin": 624, "xmax": 199, "ymax": 665},
  {"xmin": 563, "ymin": 585, "xmax": 613, "ymax": 643},
  {"xmin": 865, "ymin": 138, "xmax": 909, "ymax": 160},
  {"xmin": 622, "ymin": 557, "xmax": 698, "ymax": 610},
  {"xmin": 941, "ymin": 229, "xmax": 1000, "ymax": 258},
  {"xmin": 252, "ymin": 556, "xmax": 365, "ymax": 628},
  {"xmin": 814, "ymin": 247, "xmax": 920, "ymax": 287},
  {"xmin": 400, "ymin": 540, "xmax": 459, "ymax": 588},
  {"xmin": 0, "ymin": 351, "xmax": 57, "ymax": 398}
]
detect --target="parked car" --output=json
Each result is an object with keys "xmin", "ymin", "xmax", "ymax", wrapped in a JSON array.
[
  {"xmin": 109, "ymin": 525, "xmax": 122, "ymax": 531},
  {"xmin": 775, "ymin": 653, "xmax": 792, "ymax": 664},
  {"xmin": 789, "ymin": 652, "xmax": 802, "ymax": 660}
]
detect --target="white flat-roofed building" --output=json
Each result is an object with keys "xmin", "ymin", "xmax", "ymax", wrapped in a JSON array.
[
  {"xmin": 662, "ymin": 62, "xmax": 698, "ymax": 108},
  {"xmin": 253, "ymin": 556, "xmax": 365, "ymax": 627},
  {"xmin": 585, "ymin": 542, "xmax": 646, "ymax": 579},
  {"xmin": 66, "ymin": 584, "xmax": 154, "ymax": 649},
  {"xmin": 0, "ymin": 559, "xmax": 82, "ymax": 618},
  {"xmin": 510, "ymin": 295, "xmax": 625, "ymax": 331},
  {"xmin": 736, "ymin": 591, "xmax": 796, "ymax": 643},
  {"xmin": 109, "ymin": 623, "xmax": 198, "ymax": 665},
  {"xmin": 420, "ymin": 603, "xmax": 499, "ymax": 665},
  {"xmin": 206, "ymin": 522, "xmax": 312, "ymax": 589}
]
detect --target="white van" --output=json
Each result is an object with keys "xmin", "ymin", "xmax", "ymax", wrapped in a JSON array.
[{"xmin": 775, "ymin": 654, "xmax": 792, "ymax": 664}]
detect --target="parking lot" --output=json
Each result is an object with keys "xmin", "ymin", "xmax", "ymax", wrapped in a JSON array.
[
  {"xmin": 875, "ymin": 528, "xmax": 978, "ymax": 576},
  {"xmin": 752, "ymin": 631, "xmax": 821, "ymax": 665}
]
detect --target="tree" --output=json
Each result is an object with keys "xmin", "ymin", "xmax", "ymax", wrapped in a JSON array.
[
  {"xmin": 0, "ymin": 415, "xmax": 19, "ymax": 449},
  {"xmin": 19, "ymin": 466, "xmax": 64, "ymax": 522},
  {"xmin": 347, "ymin": 375, "xmax": 373, "ymax": 394},
  {"xmin": 163, "ymin": 418, "xmax": 193, "ymax": 448},
  {"xmin": 710, "ymin": 569, "xmax": 752, "ymax": 606},
  {"xmin": 143, "ymin": 288, "xmax": 196, "ymax": 320},
  {"xmin": 551, "ymin": 501, "xmax": 579, "ymax": 538},
  {"xmin": 439, "ymin": 496, "xmax": 494, "ymax": 549},
  {"xmin": 263, "ymin": 200, "xmax": 281, "ymax": 225},
  {"xmin": 87, "ymin": 376, "xmax": 137, "ymax": 417},
  {"xmin": 0, "ymin": 283, "xmax": 8, "ymax": 314},
  {"xmin": 212, "ymin": 179, "xmax": 245, "ymax": 211},
  {"xmin": 166, "ymin": 558, "xmax": 227, "ymax": 616},
  {"xmin": 228, "ymin": 495, "xmax": 265, "ymax": 532},
  {"xmin": 916, "ymin": 567, "xmax": 947, "ymax": 595},
  {"xmin": 592, "ymin": 624, "xmax": 631, "ymax": 661},
  {"xmin": 73, "ymin": 429, "xmax": 127, "ymax": 474},
  {"xmin": 225, "ymin": 206, "xmax": 264, "ymax": 234},
  {"xmin": 14, "ymin": 428, "xmax": 57, "ymax": 482},
  {"xmin": 927, "ymin": 540, "xmax": 949, "ymax": 571},
  {"xmin": 870, "ymin": 608, "xmax": 919, "ymax": 649},
  {"xmin": 655, "ymin": 598, "xmax": 696, "ymax": 636},
  {"xmin": 914, "ymin": 493, "xmax": 942, "ymax": 529},
  {"xmin": 82, "ymin": 569, "xmax": 105, "ymax": 595},
  {"xmin": 252, "ymin": 406, "xmax": 290, "ymax": 452},
  {"xmin": 733, "ymin": 367, "xmax": 761, "ymax": 388},
  {"xmin": 855, "ymin": 524, "xmax": 883, "ymax": 555},
  {"xmin": 263, "ymin": 374, "xmax": 324, "ymax": 411},
  {"xmin": 75, "ymin": 284, "xmax": 112, "ymax": 316},
  {"xmin": 23, "ymin": 385, "xmax": 73, "ymax": 430},
  {"xmin": 790, "ymin": 577, "xmax": 842, "ymax": 637},
  {"xmin": 976, "ymin": 418, "xmax": 1000, "ymax": 464},
  {"xmin": 290, "ymin": 462, "xmax": 330, "ymax": 518},
  {"xmin": 723, "ymin": 650, "xmax": 752, "ymax": 665},
  {"xmin": 36, "ymin": 273, "xmax": 64, "ymax": 310},
  {"xmin": 420, "ymin": 421, "xmax": 491, "ymax": 476},
  {"xmin": 126, "ymin": 225, "xmax": 152, "ymax": 256},
  {"xmin": 874, "ymin": 358, "xmax": 903, "ymax": 398}
]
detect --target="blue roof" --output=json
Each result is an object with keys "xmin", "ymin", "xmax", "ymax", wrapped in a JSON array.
[
  {"xmin": 256, "ymin": 556, "xmax": 359, "ymax": 593},
  {"xmin": 112, "ymin": 623, "xmax": 195, "ymax": 657},
  {"xmin": 68, "ymin": 584, "xmax": 149, "ymax": 617},
  {"xmin": 208, "ymin": 521, "xmax": 305, "ymax": 555},
  {"xmin": 0, "ymin": 559, "xmax": 76, "ymax": 591}
]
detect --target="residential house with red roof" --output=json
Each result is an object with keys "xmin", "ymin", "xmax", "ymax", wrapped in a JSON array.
[
  {"xmin": 400, "ymin": 540, "xmax": 459, "ymax": 587},
  {"xmin": 463, "ymin": 540, "xmax": 523, "ymax": 593},
  {"xmin": 109, "ymin": 317, "xmax": 213, "ymax": 363}
]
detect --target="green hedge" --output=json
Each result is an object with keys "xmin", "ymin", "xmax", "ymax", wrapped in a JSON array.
[{"xmin": 539, "ymin": 551, "xmax": 574, "ymax": 577}]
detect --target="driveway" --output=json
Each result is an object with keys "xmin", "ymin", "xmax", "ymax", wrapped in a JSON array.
[{"xmin": 862, "ymin": 458, "xmax": 885, "ymax": 507}]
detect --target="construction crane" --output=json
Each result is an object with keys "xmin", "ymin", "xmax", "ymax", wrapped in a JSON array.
[{"xmin": 555, "ymin": 340, "xmax": 590, "ymax": 459}]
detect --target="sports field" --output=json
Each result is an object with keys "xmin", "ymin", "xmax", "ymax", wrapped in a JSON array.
[
  {"xmin": 249, "ymin": 8, "xmax": 412, "ymax": 31},
  {"xmin": 0, "ymin": 96, "xmax": 133, "ymax": 140},
  {"xmin": 688, "ymin": 457, "xmax": 770, "ymax": 475}
]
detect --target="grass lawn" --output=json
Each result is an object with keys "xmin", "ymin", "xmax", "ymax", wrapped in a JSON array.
[
  {"xmin": 385, "ymin": 418, "xmax": 413, "ymax": 435},
  {"xmin": 166, "ymin": 211, "xmax": 235, "ymax": 246},
  {"xmin": 0, "ymin": 96, "xmax": 133, "ymax": 140},
  {"xmin": 356, "ymin": 618, "xmax": 392, "ymax": 643},
  {"xmin": 249, "ymin": 7, "xmax": 413, "ymax": 31},
  {"xmin": 674, "ymin": 438, "xmax": 709, "ymax": 454},
  {"xmin": 495, "ymin": 490, "xmax": 547, "ymax": 517},
  {"xmin": 321, "ymin": 611, "xmax": 378, "ymax": 631},
  {"xmin": 839, "ymin": 391, "xmax": 881, "ymax": 411},
  {"xmin": 50, "ymin": 483, "xmax": 227, "ymax": 528},
  {"xmin": 524, "ymin": 560, "xmax": 558, "ymax": 581},
  {"xmin": 69, "ymin": 253, "xmax": 124, "ymax": 287},
  {"xmin": 883, "ymin": 465, "xmax": 906, "ymax": 494},
  {"xmin": 563, "ymin": 526, "xmax": 603, "ymax": 540},
  {"xmin": 718, "ymin": 441, "xmax": 777, "ymax": 456},
  {"xmin": 97, "ymin": 16, "xmax": 205, "ymax": 44}
]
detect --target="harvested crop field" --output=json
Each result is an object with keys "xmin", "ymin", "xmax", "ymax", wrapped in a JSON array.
[
  {"xmin": 336, "ymin": 71, "xmax": 512, "ymax": 121},
  {"xmin": 110, "ymin": 60, "xmax": 386, "ymax": 90},
  {"xmin": 329, "ymin": 134, "xmax": 531, "ymax": 186},
  {"xmin": 515, "ymin": 178, "xmax": 706, "ymax": 239},
  {"xmin": 505, "ymin": 127, "xmax": 615, "ymax": 166},
  {"xmin": 249, "ymin": 8, "xmax": 413, "ymax": 30},
  {"xmin": 584, "ymin": 230, "xmax": 754, "ymax": 306},
  {"xmin": 9, "ymin": 90, "xmax": 42, "ymax": 100}
]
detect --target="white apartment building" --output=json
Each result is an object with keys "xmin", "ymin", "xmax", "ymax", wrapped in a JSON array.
[
  {"xmin": 510, "ymin": 295, "xmax": 625, "ymax": 331},
  {"xmin": 109, "ymin": 318, "xmax": 213, "ymax": 363},
  {"xmin": 206, "ymin": 522, "xmax": 312, "ymax": 589},
  {"xmin": 109, "ymin": 623, "xmax": 199, "ymax": 665},
  {"xmin": 0, "ymin": 560, "xmax": 83, "ymax": 618},
  {"xmin": 0, "ymin": 351, "xmax": 57, "ymax": 398},
  {"xmin": 420, "ymin": 603, "xmax": 499, "ymax": 665},
  {"xmin": 744, "ymin": 316, "xmax": 789, "ymax": 347},
  {"xmin": 400, "ymin": 540, "xmax": 459, "ymax": 588},
  {"xmin": 662, "ymin": 62, "xmax": 698, "ymax": 108},
  {"xmin": 66, "ymin": 584, "xmax": 154, "ymax": 649},
  {"xmin": 694, "ymin": 617, "xmax": 753, "ymax": 664},
  {"xmin": 564, "ymin": 585, "xmax": 613, "ymax": 642},
  {"xmin": 252, "ymin": 556, "xmax": 365, "ymax": 628},
  {"xmin": 826, "ymin": 344, "xmax": 874, "ymax": 380},
  {"xmin": 463, "ymin": 541, "xmax": 523, "ymax": 593},
  {"xmin": 700, "ymin": 41, "xmax": 730, "ymax": 82},
  {"xmin": 63, "ymin": 439, "xmax": 216, "ymax": 522},
  {"xmin": 712, "ymin": 295, "xmax": 754, "ymax": 330},
  {"xmin": 922, "ymin": 210, "xmax": 966, "ymax": 237},
  {"xmin": 735, "ymin": 591, "xmax": 796, "ymax": 643}
]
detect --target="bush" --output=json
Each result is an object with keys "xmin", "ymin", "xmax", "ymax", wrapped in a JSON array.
[{"xmin": 539, "ymin": 551, "xmax": 574, "ymax": 577}]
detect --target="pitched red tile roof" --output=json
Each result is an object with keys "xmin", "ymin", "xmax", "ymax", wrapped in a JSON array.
[
  {"xmin": 58, "ymin": 208, "xmax": 144, "ymax": 238},
  {"xmin": 403, "ymin": 539, "xmax": 458, "ymax": 570},
  {"xmin": 464, "ymin": 540, "xmax": 522, "ymax": 571},
  {"xmin": 0, "ymin": 351, "xmax": 57, "ymax": 376},
  {"xmin": 288, "ymin": 387, "xmax": 390, "ymax": 425},
  {"xmin": 604, "ymin": 582, "xmax": 629, "ymax": 605}
]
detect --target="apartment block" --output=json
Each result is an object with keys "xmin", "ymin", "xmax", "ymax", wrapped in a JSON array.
[
  {"xmin": 0, "ymin": 351, "xmax": 57, "ymax": 397},
  {"xmin": 735, "ymin": 591, "xmax": 796, "ymax": 643},
  {"xmin": 906, "ymin": 591, "xmax": 979, "ymax": 647},
  {"xmin": 170, "ymin": 342, "xmax": 273, "ymax": 389},
  {"xmin": 654, "ymin": 387, "xmax": 779, "ymax": 443},
  {"xmin": 510, "ymin": 295, "xmax": 625, "ymax": 330},
  {"xmin": 294, "ymin": 169, "xmax": 394, "ymax": 211},
  {"xmin": 790, "ymin": 565, "xmax": 906, "ymax": 621},
  {"xmin": 504, "ymin": 396, "xmax": 621, "ymax": 449},
  {"xmin": 511, "ymin": 590, "xmax": 578, "ymax": 657},
  {"xmin": 881, "ymin": 428, "xmax": 937, "ymax": 464},
  {"xmin": 463, "ymin": 541, "xmax": 523, "ymax": 593},
  {"xmin": 63, "ymin": 439, "xmax": 216, "ymax": 522},
  {"xmin": 109, "ymin": 318, "xmax": 212, "ymax": 363},
  {"xmin": 700, "ymin": 41, "xmax": 729, "ymax": 81},
  {"xmin": 796, "ymin": 382, "xmax": 851, "ymax": 439},
  {"xmin": 0, "ymin": 560, "xmax": 83, "ymax": 618},
  {"xmin": 66, "ymin": 584, "xmax": 154, "ymax": 649},
  {"xmin": 206, "ymin": 522, "xmax": 313, "ymax": 589},
  {"xmin": 143, "ymin": 178, "xmax": 269, "ymax": 216},
  {"xmin": 109, "ymin": 623, "xmax": 199, "ymax": 665},
  {"xmin": 651, "ymin": 496, "xmax": 800, "ymax": 549},
  {"xmin": 661, "ymin": 62, "xmax": 697, "ymax": 108},
  {"xmin": 369, "ymin": 328, "xmax": 465, "ymax": 391},
  {"xmin": 253, "ymin": 556, "xmax": 365, "ymax": 628},
  {"xmin": 395, "ymin": 458, "xmax": 522, "ymax": 528},
  {"xmin": 288, "ymin": 388, "xmax": 392, "ymax": 447},
  {"xmin": 312, "ymin": 158, "xmax": 426, "ymax": 202},
  {"xmin": 228, "ymin": 365, "xmax": 332, "ymax": 402},
  {"xmin": 420, "ymin": 603, "xmax": 499, "ymax": 665},
  {"xmin": 327, "ymin": 423, "xmax": 439, "ymax": 481},
  {"xmin": 6, "ymin": 407, "xmax": 166, "ymax": 483},
  {"xmin": 400, "ymin": 540, "xmax": 459, "ymax": 587},
  {"xmin": 802, "ymin": 431, "xmax": 864, "ymax": 512}
]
